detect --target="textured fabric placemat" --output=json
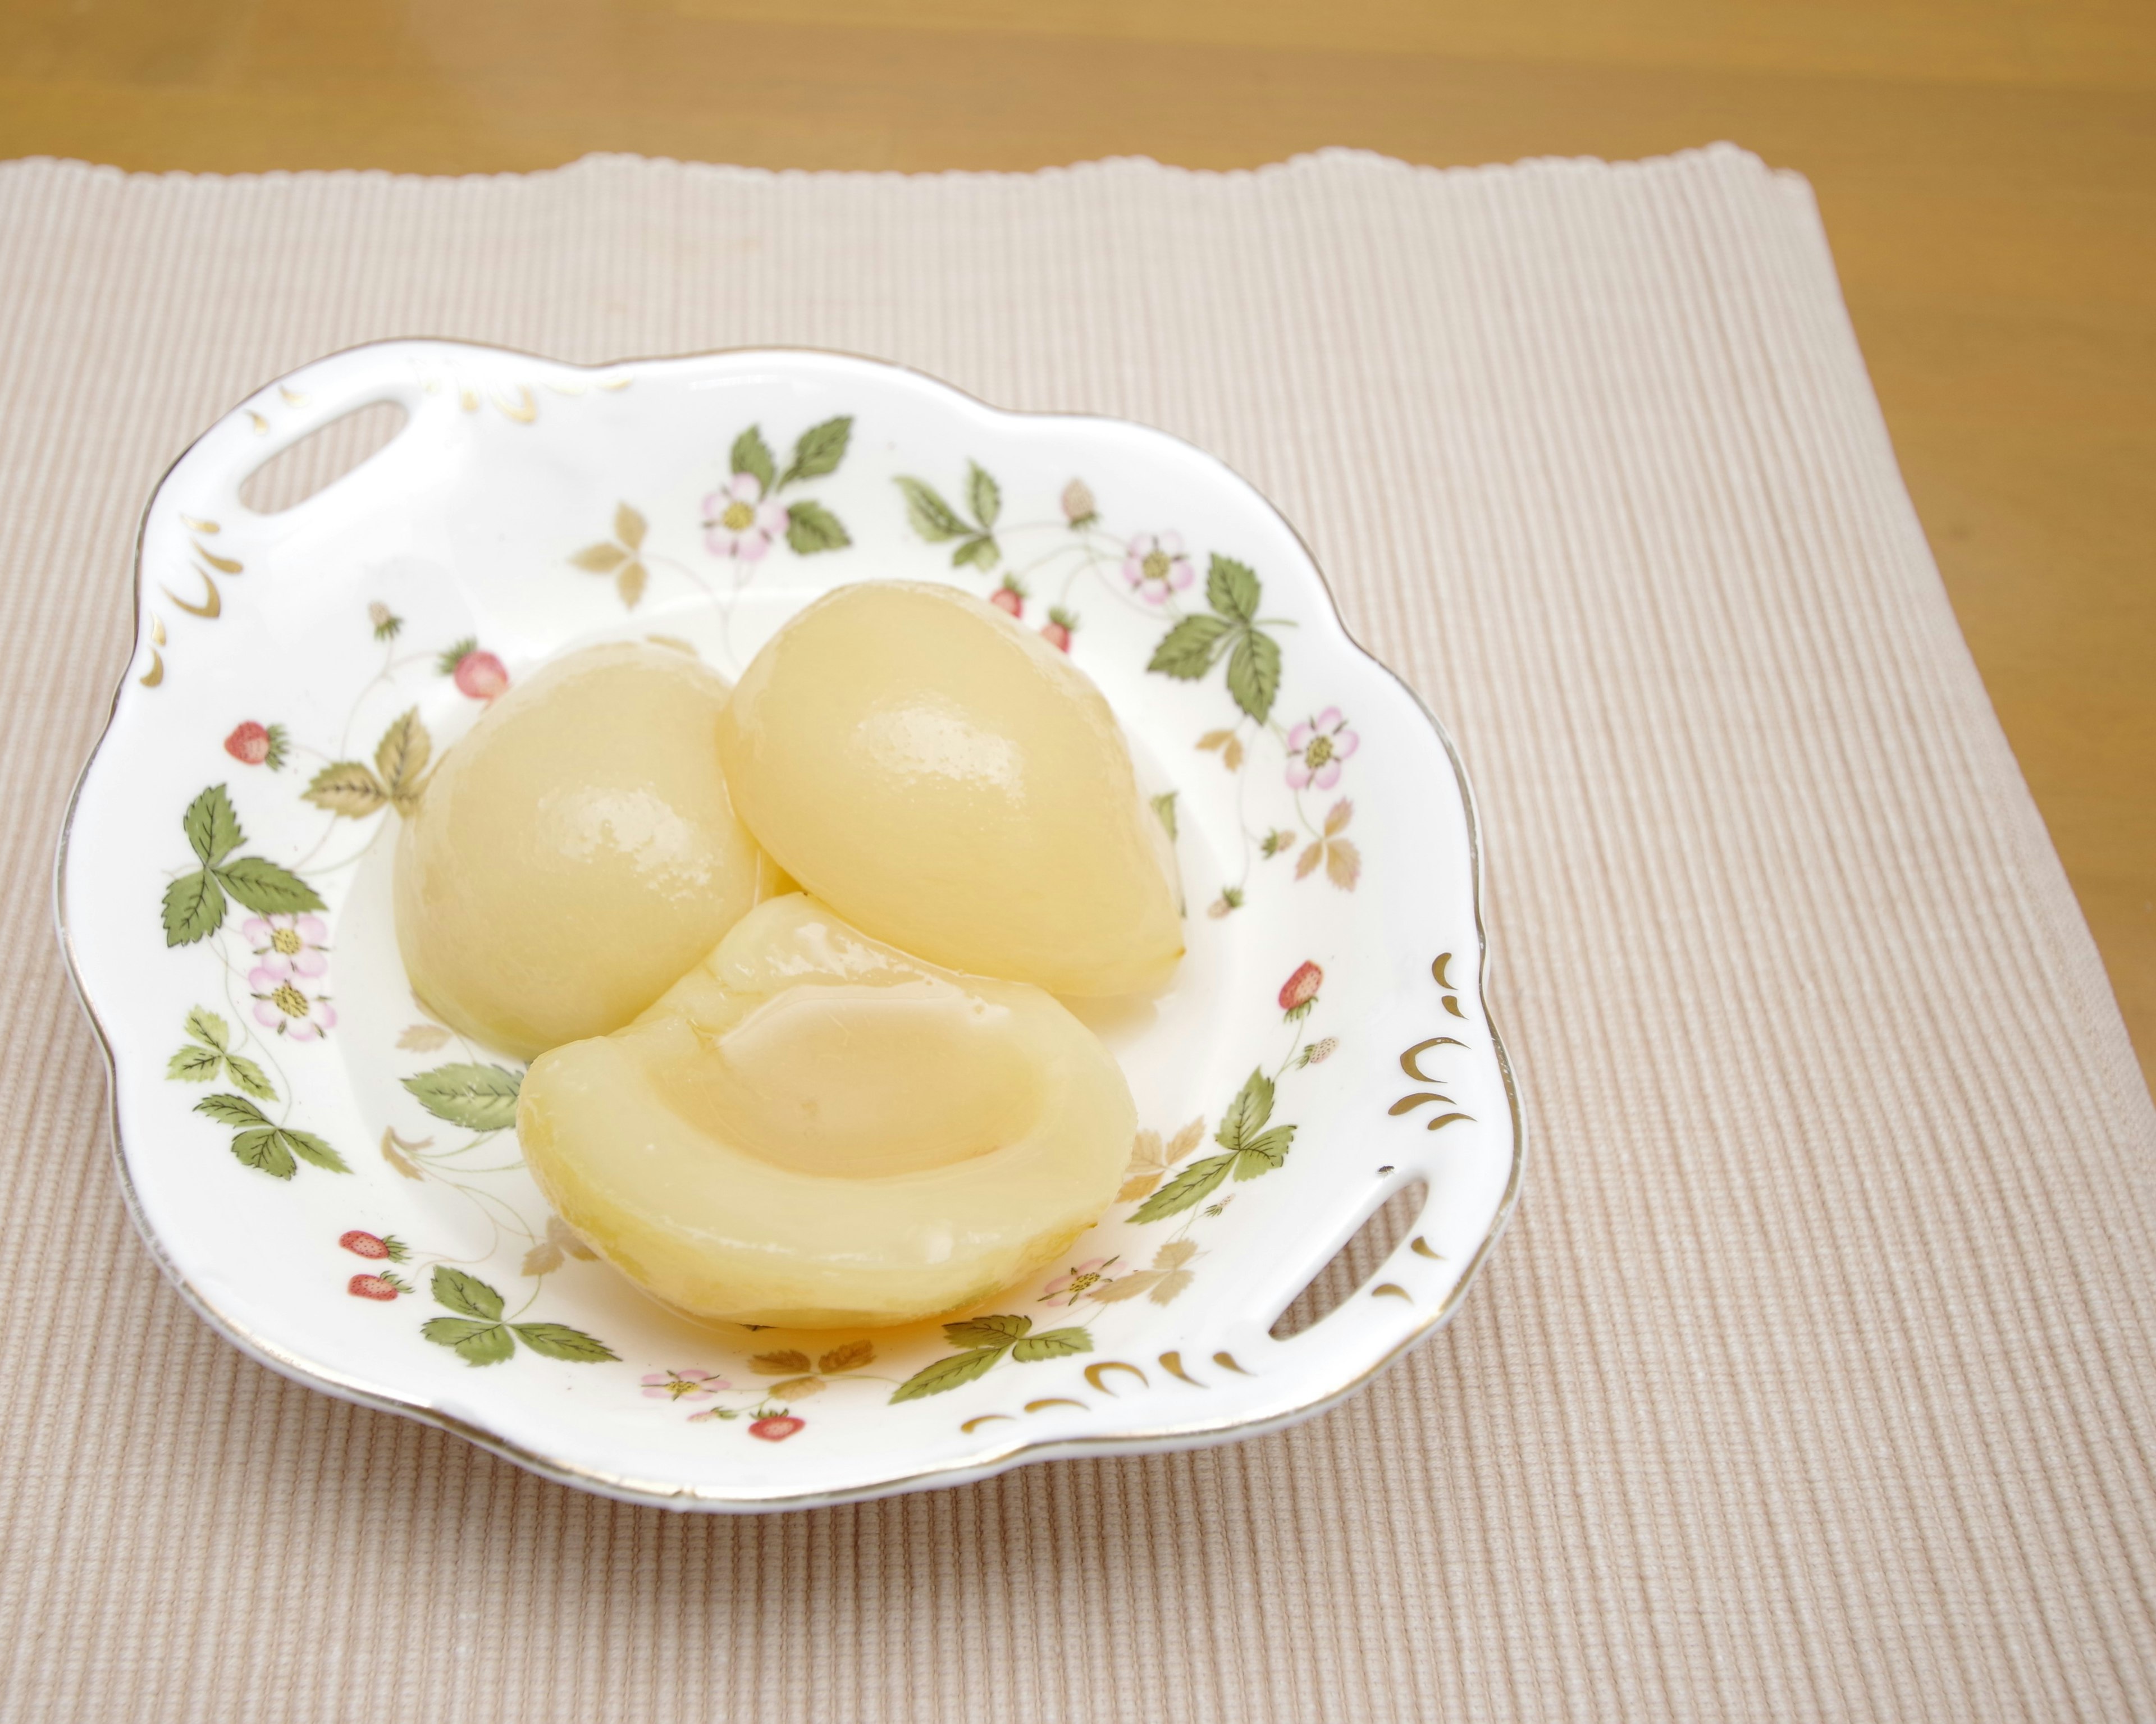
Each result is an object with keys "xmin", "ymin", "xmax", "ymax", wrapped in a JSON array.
[{"xmin": 2, "ymin": 146, "xmax": 2152, "ymax": 1723}]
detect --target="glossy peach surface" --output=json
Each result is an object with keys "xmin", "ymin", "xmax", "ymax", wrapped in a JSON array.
[
  {"xmin": 395, "ymin": 642, "xmax": 778, "ymax": 1061},
  {"xmin": 518, "ymin": 894, "xmax": 1137, "ymax": 1329},
  {"xmin": 717, "ymin": 582, "xmax": 1184, "ymax": 998}
]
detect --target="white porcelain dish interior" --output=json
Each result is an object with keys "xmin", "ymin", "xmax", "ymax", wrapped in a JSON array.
[{"xmin": 60, "ymin": 341, "xmax": 1522, "ymax": 1511}]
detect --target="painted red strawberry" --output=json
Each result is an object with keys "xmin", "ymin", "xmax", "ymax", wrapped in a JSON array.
[
  {"xmin": 1279, "ymin": 959, "xmax": 1323, "ymax": 1019},
  {"xmin": 223, "ymin": 721, "xmax": 288, "ymax": 769},
  {"xmin": 991, "ymin": 578, "xmax": 1026, "ymax": 618},
  {"xmin": 225, "ymin": 722, "xmax": 270, "ymax": 764},
  {"xmin": 348, "ymin": 1274, "xmax": 400, "ymax": 1301},
  {"xmin": 437, "ymin": 637, "xmax": 509, "ymax": 701},
  {"xmin": 339, "ymin": 1230, "xmax": 407, "ymax": 1261},
  {"xmin": 456, "ymin": 651, "xmax": 508, "ymax": 700},
  {"xmin": 1042, "ymin": 607, "xmax": 1077, "ymax": 653},
  {"xmin": 748, "ymin": 1415, "xmax": 805, "ymax": 1442}
]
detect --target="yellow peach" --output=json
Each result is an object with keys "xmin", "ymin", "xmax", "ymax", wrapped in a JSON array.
[
  {"xmin": 395, "ymin": 642, "xmax": 783, "ymax": 1062},
  {"xmin": 518, "ymin": 894, "xmax": 1135, "ymax": 1328},
  {"xmin": 716, "ymin": 581, "xmax": 1182, "ymax": 997}
]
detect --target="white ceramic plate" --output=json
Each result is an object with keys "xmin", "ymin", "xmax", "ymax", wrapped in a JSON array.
[{"xmin": 60, "ymin": 341, "xmax": 1522, "ymax": 1511}]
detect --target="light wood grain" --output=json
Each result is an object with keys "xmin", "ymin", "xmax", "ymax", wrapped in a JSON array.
[{"xmin": 4, "ymin": 0, "xmax": 2150, "ymax": 1085}]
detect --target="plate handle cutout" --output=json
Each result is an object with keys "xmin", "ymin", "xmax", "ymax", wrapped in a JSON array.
[
  {"xmin": 1268, "ymin": 1181, "xmax": 1427, "ymax": 1340},
  {"xmin": 238, "ymin": 400, "xmax": 409, "ymax": 514}
]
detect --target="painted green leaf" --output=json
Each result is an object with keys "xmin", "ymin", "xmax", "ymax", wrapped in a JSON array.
[
  {"xmin": 730, "ymin": 425, "xmax": 776, "ymax": 493},
  {"xmin": 1215, "ymin": 1067, "xmax": 1276, "ymax": 1150},
  {"xmin": 1146, "ymin": 614, "xmax": 1232, "ymax": 680},
  {"xmin": 752, "ymin": 1349, "xmax": 814, "ymax": 1375},
  {"xmin": 184, "ymin": 784, "xmax": 244, "ymax": 867},
  {"xmin": 951, "ymin": 534, "xmax": 999, "ymax": 572},
  {"xmin": 966, "ymin": 461, "xmax": 1001, "ymax": 530},
  {"xmin": 1233, "ymin": 1124, "xmax": 1296, "ymax": 1178},
  {"xmin": 890, "ymin": 1346, "xmax": 1005, "ymax": 1402},
  {"xmin": 1225, "ymin": 629, "xmax": 1282, "ymax": 725},
  {"xmin": 401, "ymin": 1063, "xmax": 522, "ymax": 1131},
  {"xmin": 779, "ymin": 415, "xmax": 852, "ymax": 488},
  {"xmin": 431, "ymin": 1265, "xmax": 505, "ymax": 1321},
  {"xmin": 217, "ymin": 857, "xmax": 326, "ymax": 915},
  {"xmin": 784, "ymin": 500, "xmax": 851, "ymax": 555},
  {"xmin": 167, "ymin": 1042, "xmax": 223, "ymax": 1082},
  {"xmin": 195, "ymin": 1092, "xmax": 270, "ymax": 1128},
  {"xmin": 511, "ymin": 1322, "xmax": 620, "ymax": 1362},
  {"xmin": 1206, "ymin": 555, "xmax": 1260, "ymax": 624},
  {"xmin": 373, "ymin": 708, "xmax": 430, "ymax": 802},
  {"xmin": 185, "ymin": 1007, "xmax": 229, "ymax": 1051},
  {"xmin": 1011, "ymin": 1327, "xmax": 1091, "ymax": 1362},
  {"xmin": 943, "ymin": 1314, "xmax": 1032, "ymax": 1350},
  {"xmin": 1129, "ymin": 1151, "xmax": 1235, "ymax": 1223},
  {"xmin": 280, "ymin": 1128, "xmax": 350, "ymax": 1174},
  {"xmin": 1151, "ymin": 792, "xmax": 1179, "ymax": 842},
  {"xmin": 896, "ymin": 476, "xmax": 967, "ymax": 542},
  {"xmin": 230, "ymin": 1127, "xmax": 297, "ymax": 1179},
  {"xmin": 223, "ymin": 1054, "xmax": 277, "ymax": 1101},
  {"xmin": 423, "ymin": 1317, "xmax": 515, "ymax": 1366},
  {"xmin": 303, "ymin": 761, "xmax": 389, "ymax": 818},
  {"xmin": 162, "ymin": 868, "xmax": 226, "ymax": 947}
]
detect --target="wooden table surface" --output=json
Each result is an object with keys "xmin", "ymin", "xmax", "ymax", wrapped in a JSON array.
[{"xmin": 6, "ymin": 0, "xmax": 2151, "ymax": 1090}]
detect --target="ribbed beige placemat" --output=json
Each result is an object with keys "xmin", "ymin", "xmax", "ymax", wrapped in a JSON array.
[{"xmin": 2, "ymin": 145, "xmax": 2152, "ymax": 1723}]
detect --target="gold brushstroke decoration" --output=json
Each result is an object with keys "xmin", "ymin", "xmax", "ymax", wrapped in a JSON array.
[
  {"xmin": 1409, "ymin": 1236, "xmax": 1442, "ymax": 1260},
  {"xmin": 1024, "ymin": 1398, "xmax": 1085, "ymax": 1414},
  {"xmin": 1431, "ymin": 952, "xmax": 1454, "ymax": 990},
  {"xmin": 959, "ymin": 1414, "xmax": 1013, "ymax": 1433},
  {"xmin": 598, "ymin": 376, "xmax": 633, "ymax": 391},
  {"xmin": 278, "ymin": 385, "xmax": 308, "ymax": 406},
  {"xmin": 246, "ymin": 411, "xmax": 268, "ymax": 435},
  {"xmin": 179, "ymin": 515, "xmax": 218, "ymax": 534},
  {"xmin": 1388, "ymin": 1092, "xmax": 1452, "ymax": 1117},
  {"xmin": 492, "ymin": 386, "xmax": 538, "ymax": 423},
  {"xmin": 150, "ymin": 615, "xmax": 166, "ymax": 646},
  {"xmin": 162, "ymin": 568, "xmax": 221, "ymax": 619},
  {"xmin": 1399, "ymin": 1036, "xmax": 1465, "ymax": 1081},
  {"xmin": 1158, "ymin": 1351, "xmax": 1204, "ymax": 1387},
  {"xmin": 1372, "ymin": 1284, "xmax": 1411, "ymax": 1302},
  {"xmin": 1421, "ymin": 1113, "xmax": 1469, "ymax": 1132},
  {"xmin": 1442, "ymin": 995, "xmax": 1466, "ymax": 1019},
  {"xmin": 138, "ymin": 650, "xmax": 163, "ymax": 687},
  {"xmin": 1083, "ymin": 1361, "xmax": 1147, "ymax": 1396},
  {"xmin": 1211, "ymin": 1352, "xmax": 1251, "ymax": 1376},
  {"xmin": 195, "ymin": 544, "xmax": 242, "ymax": 574},
  {"xmin": 545, "ymin": 379, "xmax": 587, "ymax": 396},
  {"xmin": 459, "ymin": 388, "xmax": 479, "ymax": 413}
]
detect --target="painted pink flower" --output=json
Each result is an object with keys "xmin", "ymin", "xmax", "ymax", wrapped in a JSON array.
[
  {"xmin": 1041, "ymin": 1256, "xmax": 1118, "ymax": 1305},
  {"xmin": 1121, "ymin": 532, "xmax": 1195, "ymax": 605},
  {"xmin": 642, "ymin": 1369, "xmax": 729, "ymax": 1401},
  {"xmin": 702, "ymin": 473, "xmax": 789, "ymax": 562},
  {"xmin": 244, "ymin": 913, "xmax": 328, "ymax": 981},
  {"xmin": 1285, "ymin": 708, "xmax": 1359, "ymax": 791},
  {"xmin": 250, "ymin": 968, "xmax": 335, "ymax": 1041}
]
